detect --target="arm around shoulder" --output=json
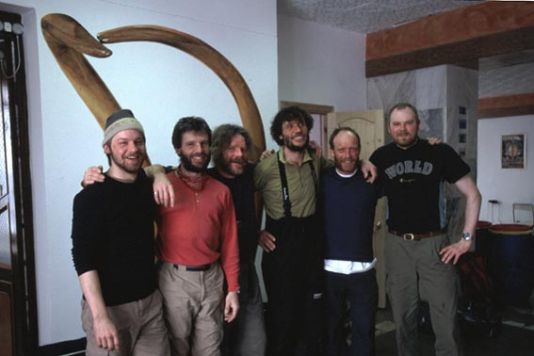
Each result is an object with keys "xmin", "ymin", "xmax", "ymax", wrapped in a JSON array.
[{"xmin": 146, "ymin": 164, "xmax": 175, "ymax": 207}]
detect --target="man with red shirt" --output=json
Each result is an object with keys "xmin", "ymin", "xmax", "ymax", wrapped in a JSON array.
[{"xmin": 158, "ymin": 116, "xmax": 240, "ymax": 356}]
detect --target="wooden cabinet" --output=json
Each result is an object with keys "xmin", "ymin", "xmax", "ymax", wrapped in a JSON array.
[{"xmin": 0, "ymin": 281, "xmax": 14, "ymax": 356}]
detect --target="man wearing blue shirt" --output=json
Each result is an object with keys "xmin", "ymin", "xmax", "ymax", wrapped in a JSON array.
[{"xmin": 321, "ymin": 127, "xmax": 380, "ymax": 356}]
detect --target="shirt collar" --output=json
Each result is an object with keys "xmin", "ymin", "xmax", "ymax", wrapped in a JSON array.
[
  {"xmin": 336, "ymin": 168, "xmax": 358, "ymax": 178},
  {"xmin": 278, "ymin": 148, "xmax": 313, "ymax": 164}
]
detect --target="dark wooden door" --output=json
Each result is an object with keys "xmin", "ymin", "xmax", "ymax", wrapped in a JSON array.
[{"xmin": 0, "ymin": 281, "xmax": 14, "ymax": 356}]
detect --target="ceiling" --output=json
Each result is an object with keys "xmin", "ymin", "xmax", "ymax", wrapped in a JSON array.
[
  {"xmin": 278, "ymin": 0, "xmax": 482, "ymax": 34},
  {"xmin": 278, "ymin": 0, "xmax": 534, "ymax": 75}
]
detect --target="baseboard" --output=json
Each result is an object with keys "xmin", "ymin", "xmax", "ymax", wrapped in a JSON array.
[{"xmin": 38, "ymin": 337, "xmax": 85, "ymax": 355}]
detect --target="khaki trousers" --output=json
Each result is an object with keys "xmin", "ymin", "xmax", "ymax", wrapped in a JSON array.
[
  {"xmin": 385, "ymin": 232, "xmax": 462, "ymax": 356},
  {"xmin": 159, "ymin": 262, "xmax": 224, "ymax": 356},
  {"xmin": 82, "ymin": 290, "xmax": 170, "ymax": 356}
]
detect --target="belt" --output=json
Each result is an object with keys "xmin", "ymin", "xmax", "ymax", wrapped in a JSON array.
[
  {"xmin": 388, "ymin": 229, "xmax": 444, "ymax": 241},
  {"xmin": 173, "ymin": 263, "xmax": 212, "ymax": 272}
]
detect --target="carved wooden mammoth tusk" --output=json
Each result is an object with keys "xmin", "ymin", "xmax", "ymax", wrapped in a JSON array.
[{"xmin": 41, "ymin": 13, "xmax": 266, "ymax": 161}]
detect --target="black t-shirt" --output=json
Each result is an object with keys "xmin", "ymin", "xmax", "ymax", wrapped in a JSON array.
[
  {"xmin": 370, "ymin": 139, "xmax": 470, "ymax": 233},
  {"xmin": 71, "ymin": 171, "xmax": 158, "ymax": 306}
]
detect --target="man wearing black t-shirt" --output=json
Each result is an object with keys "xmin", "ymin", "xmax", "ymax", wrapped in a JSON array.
[
  {"xmin": 369, "ymin": 103, "xmax": 481, "ymax": 356},
  {"xmin": 209, "ymin": 124, "xmax": 266, "ymax": 356},
  {"xmin": 71, "ymin": 110, "xmax": 169, "ymax": 356}
]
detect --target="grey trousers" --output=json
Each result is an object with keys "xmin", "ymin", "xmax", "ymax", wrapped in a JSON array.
[
  {"xmin": 159, "ymin": 262, "xmax": 224, "ymax": 356},
  {"xmin": 385, "ymin": 232, "xmax": 462, "ymax": 356},
  {"xmin": 82, "ymin": 290, "xmax": 170, "ymax": 356}
]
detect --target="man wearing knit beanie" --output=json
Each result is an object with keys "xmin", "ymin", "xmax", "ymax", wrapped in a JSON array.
[
  {"xmin": 101, "ymin": 109, "xmax": 146, "ymax": 174},
  {"xmin": 102, "ymin": 109, "xmax": 145, "ymax": 145},
  {"xmin": 71, "ymin": 109, "xmax": 170, "ymax": 355}
]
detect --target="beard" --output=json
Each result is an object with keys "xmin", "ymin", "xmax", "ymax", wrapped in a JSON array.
[
  {"xmin": 393, "ymin": 133, "xmax": 418, "ymax": 148},
  {"xmin": 220, "ymin": 157, "xmax": 247, "ymax": 177},
  {"xmin": 335, "ymin": 158, "xmax": 358, "ymax": 174},
  {"xmin": 108, "ymin": 150, "xmax": 144, "ymax": 175},
  {"xmin": 179, "ymin": 152, "xmax": 210, "ymax": 173},
  {"xmin": 283, "ymin": 135, "xmax": 309, "ymax": 152}
]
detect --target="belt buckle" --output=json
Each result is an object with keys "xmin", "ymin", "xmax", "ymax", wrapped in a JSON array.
[{"xmin": 402, "ymin": 233, "xmax": 416, "ymax": 241}]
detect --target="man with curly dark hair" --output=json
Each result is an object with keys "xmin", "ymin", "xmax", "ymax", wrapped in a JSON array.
[{"xmin": 254, "ymin": 106, "xmax": 326, "ymax": 356}]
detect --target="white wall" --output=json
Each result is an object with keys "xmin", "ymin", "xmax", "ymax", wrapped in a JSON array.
[
  {"xmin": 277, "ymin": 14, "xmax": 367, "ymax": 112},
  {"xmin": 477, "ymin": 115, "xmax": 534, "ymax": 224},
  {"xmin": 0, "ymin": 0, "xmax": 278, "ymax": 346}
]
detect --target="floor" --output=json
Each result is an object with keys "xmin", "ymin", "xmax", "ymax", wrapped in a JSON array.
[
  {"xmin": 60, "ymin": 302, "xmax": 534, "ymax": 356},
  {"xmin": 375, "ymin": 304, "xmax": 534, "ymax": 356}
]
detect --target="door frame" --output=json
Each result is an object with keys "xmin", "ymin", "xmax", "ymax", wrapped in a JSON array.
[{"xmin": 0, "ymin": 10, "xmax": 38, "ymax": 356}]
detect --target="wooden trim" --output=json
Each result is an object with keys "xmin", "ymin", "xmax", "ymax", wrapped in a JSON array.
[
  {"xmin": 366, "ymin": 2, "xmax": 534, "ymax": 77},
  {"xmin": 478, "ymin": 93, "xmax": 534, "ymax": 119},
  {"xmin": 0, "ymin": 263, "xmax": 11, "ymax": 271},
  {"xmin": 0, "ymin": 282, "xmax": 14, "ymax": 356},
  {"xmin": 367, "ymin": 2, "xmax": 534, "ymax": 61},
  {"xmin": 279, "ymin": 101, "xmax": 334, "ymax": 115}
]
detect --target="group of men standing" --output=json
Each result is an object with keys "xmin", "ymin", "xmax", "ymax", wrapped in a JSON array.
[{"xmin": 71, "ymin": 102, "xmax": 480, "ymax": 356}]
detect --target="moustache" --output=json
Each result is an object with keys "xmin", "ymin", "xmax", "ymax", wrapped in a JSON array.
[
  {"xmin": 229, "ymin": 159, "xmax": 246, "ymax": 165},
  {"xmin": 191, "ymin": 153, "xmax": 208, "ymax": 159}
]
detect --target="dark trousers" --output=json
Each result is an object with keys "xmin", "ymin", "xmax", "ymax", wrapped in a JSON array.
[
  {"xmin": 222, "ymin": 264, "xmax": 266, "ymax": 356},
  {"xmin": 262, "ymin": 216, "xmax": 324, "ymax": 356},
  {"xmin": 325, "ymin": 269, "xmax": 377, "ymax": 356}
]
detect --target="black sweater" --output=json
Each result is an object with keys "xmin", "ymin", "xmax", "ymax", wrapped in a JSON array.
[
  {"xmin": 208, "ymin": 165, "xmax": 259, "ymax": 267},
  {"xmin": 71, "ymin": 172, "xmax": 157, "ymax": 306}
]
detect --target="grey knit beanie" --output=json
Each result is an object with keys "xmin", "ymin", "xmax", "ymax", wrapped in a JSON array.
[{"xmin": 102, "ymin": 109, "xmax": 145, "ymax": 145}]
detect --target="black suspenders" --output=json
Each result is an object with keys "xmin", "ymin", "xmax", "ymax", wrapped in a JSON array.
[{"xmin": 277, "ymin": 153, "xmax": 318, "ymax": 219}]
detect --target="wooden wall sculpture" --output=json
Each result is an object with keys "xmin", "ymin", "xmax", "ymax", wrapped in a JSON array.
[{"xmin": 41, "ymin": 13, "xmax": 265, "ymax": 161}]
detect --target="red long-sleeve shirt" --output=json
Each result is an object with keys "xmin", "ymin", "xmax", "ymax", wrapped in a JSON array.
[{"xmin": 158, "ymin": 171, "xmax": 240, "ymax": 291}]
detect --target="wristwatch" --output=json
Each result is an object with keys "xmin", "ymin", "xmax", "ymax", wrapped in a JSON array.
[{"xmin": 462, "ymin": 232, "xmax": 472, "ymax": 241}]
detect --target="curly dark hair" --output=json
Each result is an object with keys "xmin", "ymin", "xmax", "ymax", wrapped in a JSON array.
[
  {"xmin": 211, "ymin": 124, "xmax": 253, "ymax": 169},
  {"xmin": 171, "ymin": 116, "xmax": 212, "ymax": 149},
  {"xmin": 387, "ymin": 102, "xmax": 420, "ymax": 124},
  {"xmin": 270, "ymin": 106, "xmax": 314, "ymax": 146}
]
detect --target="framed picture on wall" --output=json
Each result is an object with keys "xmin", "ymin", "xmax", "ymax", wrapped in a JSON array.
[{"xmin": 501, "ymin": 134, "xmax": 526, "ymax": 169}]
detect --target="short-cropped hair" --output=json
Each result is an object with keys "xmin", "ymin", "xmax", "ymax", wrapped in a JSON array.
[
  {"xmin": 387, "ymin": 102, "xmax": 419, "ymax": 123},
  {"xmin": 171, "ymin": 116, "xmax": 212, "ymax": 149},
  {"xmin": 329, "ymin": 126, "xmax": 361, "ymax": 150}
]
